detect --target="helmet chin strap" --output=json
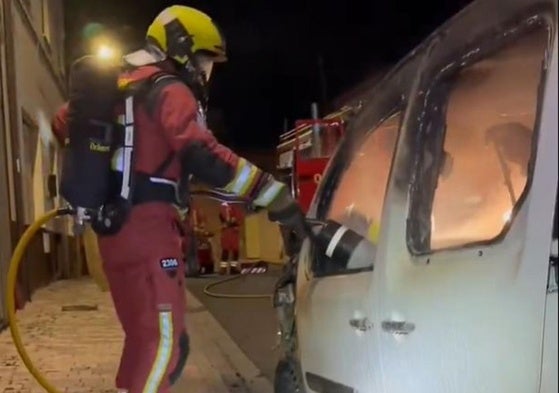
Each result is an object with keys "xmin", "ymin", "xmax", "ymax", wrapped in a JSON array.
[
  {"xmin": 177, "ymin": 57, "xmax": 210, "ymax": 109},
  {"xmin": 196, "ymin": 54, "xmax": 214, "ymax": 82}
]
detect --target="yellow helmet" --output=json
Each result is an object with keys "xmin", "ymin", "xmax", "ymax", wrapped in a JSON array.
[{"xmin": 146, "ymin": 5, "xmax": 227, "ymax": 65}]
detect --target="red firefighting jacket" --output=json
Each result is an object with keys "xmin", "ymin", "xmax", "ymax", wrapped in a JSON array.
[{"xmin": 219, "ymin": 202, "xmax": 243, "ymax": 228}]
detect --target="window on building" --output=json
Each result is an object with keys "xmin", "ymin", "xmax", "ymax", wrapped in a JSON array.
[{"xmin": 428, "ymin": 27, "xmax": 548, "ymax": 250}]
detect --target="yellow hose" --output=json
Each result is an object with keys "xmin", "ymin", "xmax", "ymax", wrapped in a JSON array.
[
  {"xmin": 5, "ymin": 208, "xmax": 72, "ymax": 393},
  {"xmin": 5, "ymin": 208, "xmax": 269, "ymax": 392},
  {"xmin": 203, "ymin": 275, "xmax": 273, "ymax": 299}
]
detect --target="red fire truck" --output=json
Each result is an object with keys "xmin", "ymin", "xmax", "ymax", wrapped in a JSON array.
[{"xmin": 276, "ymin": 105, "xmax": 356, "ymax": 213}]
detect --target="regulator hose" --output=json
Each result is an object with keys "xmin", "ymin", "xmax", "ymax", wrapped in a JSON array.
[{"xmin": 5, "ymin": 207, "xmax": 73, "ymax": 393}]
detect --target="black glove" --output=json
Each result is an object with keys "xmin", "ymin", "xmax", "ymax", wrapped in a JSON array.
[
  {"xmin": 279, "ymin": 224, "xmax": 304, "ymax": 257},
  {"xmin": 267, "ymin": 190, "xmax": 307, "ymax": 240}
]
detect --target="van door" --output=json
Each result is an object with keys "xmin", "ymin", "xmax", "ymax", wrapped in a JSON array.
[
  {"xmin": 539, "ymin": 187, "xmax": 558, "ymax": 393},
  {"xmin": 296, "ymin": 109, "xmax": 404, "ymax": 392},
  {"xmin": 372, "ymin": 8, "xmax": 557, "ymax": 393}
]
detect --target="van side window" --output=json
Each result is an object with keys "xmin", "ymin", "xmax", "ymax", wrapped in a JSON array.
[
  {"xmin": 428, "ymin": 27, "xmax": 548, "ymax": 250},
  {"xmin": 327, "ymin": 112, "xmax": 401, "ymax": 245}
]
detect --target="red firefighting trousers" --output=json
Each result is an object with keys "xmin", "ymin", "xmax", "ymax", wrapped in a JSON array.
[
  {"xmin": 220, "ymin": 226, "xmax": 240, "ymax": 261},
  {"xmin": 98, "ymin": 203, "xmax": 189, "ymax": 393}
]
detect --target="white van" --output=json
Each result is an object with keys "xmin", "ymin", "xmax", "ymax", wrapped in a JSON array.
[{"xmin": 273, "ymin": 0, "xmax": 558, "ymax": 392}]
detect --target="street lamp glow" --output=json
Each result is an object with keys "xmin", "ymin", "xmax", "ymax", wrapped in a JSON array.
[{"xmin": 97, "ymin": 44, "xmax": 116, "ymax": 60}]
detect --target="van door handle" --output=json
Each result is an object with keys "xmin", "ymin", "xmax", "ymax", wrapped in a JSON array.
[
  {"xmin": 381, "ymin": 320, "xmax": 415, "ymax": 335},
  {"xmin": 349, "ymin": 317, "xmax": 372, "ymax": 332}
]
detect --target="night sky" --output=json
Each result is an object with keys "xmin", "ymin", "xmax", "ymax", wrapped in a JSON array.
[{"xmin": 64, "ymin": 0, "xmax": 473, "ymax": 150}]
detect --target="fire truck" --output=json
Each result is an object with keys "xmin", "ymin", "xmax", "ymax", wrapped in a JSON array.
[{"xmin": 276, "ymin": 104, "xmax": 359, "ymax": 213}]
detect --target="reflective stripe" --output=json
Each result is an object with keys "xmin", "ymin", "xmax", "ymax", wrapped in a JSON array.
[
  {"xmin": 238, "ymin": 165, "xmax": 260, "ymax": 196},
  {"xmin": 230, "ymin": 261, "xmax": 239, "ymax": 267},
  {"xmin": 196, "ymin": 106, "xmax": 207, "ymax": 128},
  {"xmin": 142, "ymin": 311, "xmax": 174, "ymax": 393},
  {"xmin": 220, "ymin": 261, "xmax": 229, "ymax": 267},
  {"xmin": 367, "ymin": 222, "xmax": 381, "ymax": 244},
  {"xmin": 120, "ymin": 96, "xmax": 135, "ymax": 200},
  {"xmin": 125, "ymin": 124, "xmax": 134, "ymax": 145},
  {"xmin": 125, "ymin": 97, "xmax": 134, "ymax": 125},
  {"xmin": 111, "ymin": 110, "xmax": 126, "ymax": 171},
  {"xmin": 118, "ymin": 77, "xmax": 133, "ymax": 90},
  {"xmin": 227, "ymin": 160, "xmax": 253, "ymax": 195},
  {"xmin": 253, "ymin": 180, "xmax": 285, "ymax": 207},
  {"xmin": 325, "ymin": 225, "xmax": 349, "ymax": 258},
  {"xmin": 121, "ymin": 147, "xmax": 132, "ymax": 199},
  {"xmin": 111, "ymin": 148, "xmax": 124, "ymax": 171},
  {"xmin": 173, "ymin": 205, "xmax": 188, "ymax": 221},
  {"xmin": 149, "ymin": 177, "xmax": 178, "ymax": 187}
]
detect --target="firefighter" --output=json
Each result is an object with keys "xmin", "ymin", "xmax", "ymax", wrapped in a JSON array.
[
  {"xmin": 51, "ymin": 5, "xmax": 305, "ymax": 393},
  {"xmin": 218, "ymin": 202, "xmax": 243, "ymax": 274}
]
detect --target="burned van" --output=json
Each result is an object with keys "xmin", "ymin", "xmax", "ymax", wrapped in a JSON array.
[{"xmin": 274, "ymin": 0, "xmax": 558, "ymax": 392}]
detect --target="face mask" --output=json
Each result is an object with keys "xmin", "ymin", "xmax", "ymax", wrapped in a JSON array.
[{"xmin": 195, "ymin": 54, "xmax": 215, "ymax": 82}]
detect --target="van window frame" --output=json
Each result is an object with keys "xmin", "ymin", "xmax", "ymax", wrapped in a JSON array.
[
  {"xmin": 406, "ymin": 13, "xmax": 555, "ymax": 256},
  {"xmin": 310, "ymin": 101, "xmax": 405, "ymax": 278}
]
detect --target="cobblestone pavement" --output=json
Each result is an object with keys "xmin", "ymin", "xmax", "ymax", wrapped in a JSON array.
[{"xmin": 0, "ymin": 278, "xmax": 272, "ymax": 393}]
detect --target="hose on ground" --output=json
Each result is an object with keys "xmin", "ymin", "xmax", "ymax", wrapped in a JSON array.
[
  {"xmin": 203, "ymin": 274, "xmax": 273, "ymax": 300},
  {"xmin": 5, "ymin": 207, "xmax": 73, "ymax": 393},
  {"xmin": 6, "ymin": 207, "xmax": 272, "ymax": 393}
]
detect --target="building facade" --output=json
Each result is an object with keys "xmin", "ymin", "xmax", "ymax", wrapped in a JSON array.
[{"xmin": 0, "ymin": 0, "xmax": 70, "ymax": 325}]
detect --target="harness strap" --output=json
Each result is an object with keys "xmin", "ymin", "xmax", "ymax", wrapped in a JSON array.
[
  {"xmin": 117, "ymin": 71, "xmax": 210, "ymax": 210},
  {"xmin": 118, "ymin": 72, "xmax": 181, "ymax": 205},
  {"xmin": 132, "ymin": 173, "xmax": 180, "ymax": 206},
  {"xmin": 120, "ymin": 96, "xmax": 135, "ymax": 200}
]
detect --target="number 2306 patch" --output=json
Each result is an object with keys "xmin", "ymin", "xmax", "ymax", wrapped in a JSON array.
[
  {"xmin": 160, "ymin": 257, "xmax": 180, "ymax": 278},
  {"xmin": 160, "ymin": 258, "xmax": 179, "ymax": 270}
]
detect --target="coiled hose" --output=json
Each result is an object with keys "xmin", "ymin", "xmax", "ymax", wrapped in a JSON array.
[
  {"xmin": 202, "ymin": 221, "xmax": 316, "ymax": 301},
  {"xmin": 203, "ymin": 273, "xmax": 273, "ymax": 300},
  {"xmin": 5, "ymin": 207, "xmax": 73, "ymax": 393}
]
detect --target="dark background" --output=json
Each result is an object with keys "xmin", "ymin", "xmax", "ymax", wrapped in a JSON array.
[{"xmin": 63, "ymin": 0, "xmax": 473, "ymax": 150}]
